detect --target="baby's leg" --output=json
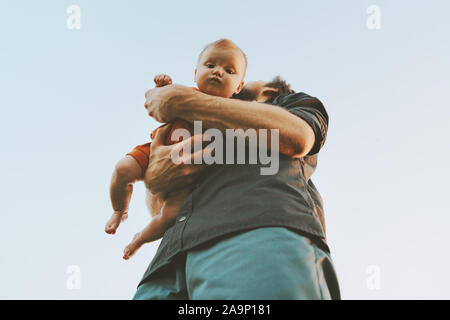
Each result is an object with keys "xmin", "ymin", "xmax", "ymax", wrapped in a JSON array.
[
  {"xmin": 123, "ymin": 221, "xmax": 160, "ymax": 260},
  {"xmin": 123, "ymin": 187, "xmax": 193, "ymax": 260},
  {"xmin": 105, "ymin": 212, "xmax": 128, "ymax": 235},
  {"xmin": 145, "ymin": 189, "xmax": 164, "ymax": 218}
]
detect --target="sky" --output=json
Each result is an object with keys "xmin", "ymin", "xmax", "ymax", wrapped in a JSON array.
[{"xmin": 0, "ymin": 0, "xmax": 449, "ymax": 299}]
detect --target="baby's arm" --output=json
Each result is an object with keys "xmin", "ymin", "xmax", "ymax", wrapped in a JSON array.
[{"xmin": 105, "ymin": 156, "xmax": 144, "ymax": 234}]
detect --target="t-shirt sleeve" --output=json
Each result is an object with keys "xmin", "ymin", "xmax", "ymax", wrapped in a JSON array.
[
  {"xmin": 275, "ymin": 93, "xmax": 329, "ymax": 156},
  {"xmin": 126, "ymin": 142, "xmax": 151, "ymax": 174}
]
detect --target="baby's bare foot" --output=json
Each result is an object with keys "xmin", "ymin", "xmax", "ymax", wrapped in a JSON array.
[
  {"xmin": 105, "ymin": 212, "xmax": 128, "ymax": 235},
  {"xmin": 123, "ymin": 232, "xmax": 143, "ymax": 260}
]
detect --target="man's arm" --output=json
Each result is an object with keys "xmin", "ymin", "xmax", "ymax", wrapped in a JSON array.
[{"xmin": 145, "ymin": 85, "xmax": 315, "ymax": 158}]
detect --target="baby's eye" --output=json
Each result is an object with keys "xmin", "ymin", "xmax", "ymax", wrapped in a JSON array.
[
  {"xmin": 226, "ymin": 69, "xmax": 234, "ymax": 74},
  {"xmin": 207, "ymin": 63, "xmax": 214, "ymax": 68}
]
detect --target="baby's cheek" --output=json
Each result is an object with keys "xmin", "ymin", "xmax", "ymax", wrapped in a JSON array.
[
  {"xmin": 196, "ymin": 79, "xmax": 209, "ymax": 92},
  {"xmin": 223, "ymin": 84, "xmax": 238, "ymax": 98}
]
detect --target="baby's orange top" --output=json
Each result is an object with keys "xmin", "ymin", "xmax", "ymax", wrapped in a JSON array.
[
  {"xmin": 150, "ymin": 86, "xmax": 199, "ymax": 144},
  {"xmin": 150, "ymin": 118, "xmax": 194, "ymax": 145},
  {"xmin": 128, "ymin": 119, "xmax": 194, "ymax": 174},
  {"xmin": 126, "ymin": 142, "xmax": 151, "ymax": 173}
]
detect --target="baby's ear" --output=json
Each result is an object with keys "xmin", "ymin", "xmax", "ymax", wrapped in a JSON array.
[
  {"xmin": 194, "ymin": 69, "xmax": 197, "ymax": 83},
  {"xmin": 235, "ymin": 80, "xmax": 245, "ymax": 94}
]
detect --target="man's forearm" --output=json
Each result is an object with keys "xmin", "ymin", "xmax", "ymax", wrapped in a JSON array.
[{"xmin": 173, "ymin": 91, "xmax": 314, "ymax": 158}]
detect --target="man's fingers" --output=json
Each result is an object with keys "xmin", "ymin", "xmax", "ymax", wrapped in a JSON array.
[
  {"xmin": 179, "ymin": 148, "xmax": 204, "ymax": 165},
  {"xmin": 154, "ymin": 191, "xmax": 168, "ymax": 201},
  {"xmin": 175, "ymin": 133, "xmax": 205, "ymax": 151},
  {"xmin": 145, "ymin": 88, "xmax": 154, "ymax": 99},
  {"xmin": 169, "ymin": 132, "xmax": 222, "ymax": 166}
]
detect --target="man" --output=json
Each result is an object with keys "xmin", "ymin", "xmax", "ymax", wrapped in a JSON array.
[{"xmin": 133, "ymin": 78, "xmax": 341, "ymax": 299}]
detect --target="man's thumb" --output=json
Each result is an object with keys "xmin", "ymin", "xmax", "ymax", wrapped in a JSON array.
[{"xmin": 152, "ymin": 122, "xmax": 172, "ymax": 145}]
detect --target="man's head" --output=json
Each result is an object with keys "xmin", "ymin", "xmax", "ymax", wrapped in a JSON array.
[
  {"xmin": 232, "ymin": 76, "xmax": 295, "ymax": 102},
  {"xmin": 194, "ymin": 39, "xmax": 247, "ymax": 98}
]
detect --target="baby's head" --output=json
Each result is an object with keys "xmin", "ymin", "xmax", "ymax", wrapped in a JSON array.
[{"xmin": 194, "ymin": 39, "xmax": 247, "ymax": 98}]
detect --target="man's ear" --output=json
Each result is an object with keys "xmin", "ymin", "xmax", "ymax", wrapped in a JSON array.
[
  {"xmin": 261, "ymin": 87, "xmax": 279, "ymax": 99},
  {"xmin": 234, "ymin": 80, "xmax": 245, "ymax": 94}
]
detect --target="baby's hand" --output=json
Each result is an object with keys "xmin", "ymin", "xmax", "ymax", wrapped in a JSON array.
[{"xmin": 154, "ymin": 74, "xmax": 173, "ymax": 88}]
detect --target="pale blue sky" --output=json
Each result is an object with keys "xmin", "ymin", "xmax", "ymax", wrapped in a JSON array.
[{"xmin": 1, "ymin": 0, "xmax": 449, "ymax": 299}]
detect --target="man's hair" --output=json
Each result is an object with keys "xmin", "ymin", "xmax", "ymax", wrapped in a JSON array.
[
  {"xmin": 266, "ymin": 76, "xmax": 295, "ymax": 96},
  {"xmin": 231, "ymin": 76, "xmax": 294, "ymax": 102},
  {"xmin": 197, "ymin": 39, "xmax": 248, "ymax": 78}
]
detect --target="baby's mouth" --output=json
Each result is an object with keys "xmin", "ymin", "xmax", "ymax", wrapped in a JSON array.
[{"xmin": 209, "ymin": 77, "xmax": 221, "ymax": 84}]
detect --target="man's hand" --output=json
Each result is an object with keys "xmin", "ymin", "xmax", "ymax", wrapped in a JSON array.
[
  {"xmin": 144, "ymin": 84, "xmax": 196, "ymax": 123},
  {"xmin": 145, "ymin": 123, "xmax": 211, "ymax": 195}
]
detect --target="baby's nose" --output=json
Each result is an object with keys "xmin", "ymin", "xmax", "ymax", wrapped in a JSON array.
[{"xmin": 212, "ymin": 68, "xmax": 223, "ymax": 76}]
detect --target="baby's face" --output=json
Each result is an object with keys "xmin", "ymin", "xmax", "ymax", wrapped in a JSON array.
[{"xmin": 195, "ymin": 46, "xmax": 246, "ymax": 98}]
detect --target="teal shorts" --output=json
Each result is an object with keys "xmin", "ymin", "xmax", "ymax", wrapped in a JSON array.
[{"xmin": 133, "ymin": 227, "xmax": 341, "ymax": 300}]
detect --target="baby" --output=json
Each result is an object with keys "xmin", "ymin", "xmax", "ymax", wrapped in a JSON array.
[{"xmin": 105, "ymin": 39, "xmax": 247, "ymax": 259}]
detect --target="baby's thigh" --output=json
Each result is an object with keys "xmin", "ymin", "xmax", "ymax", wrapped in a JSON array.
[{"xmin": 145, "ymin": 189, "xmax": 163, "ymax": 217}]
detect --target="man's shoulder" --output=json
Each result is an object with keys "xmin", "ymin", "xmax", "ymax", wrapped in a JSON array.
[
  {"xmin": 273, "ymin": 91, "xmax": 315, "ymax": 103},
  {"xmin": 271, "ymin": 92, "xmax": 328, "ymax": 124}
]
